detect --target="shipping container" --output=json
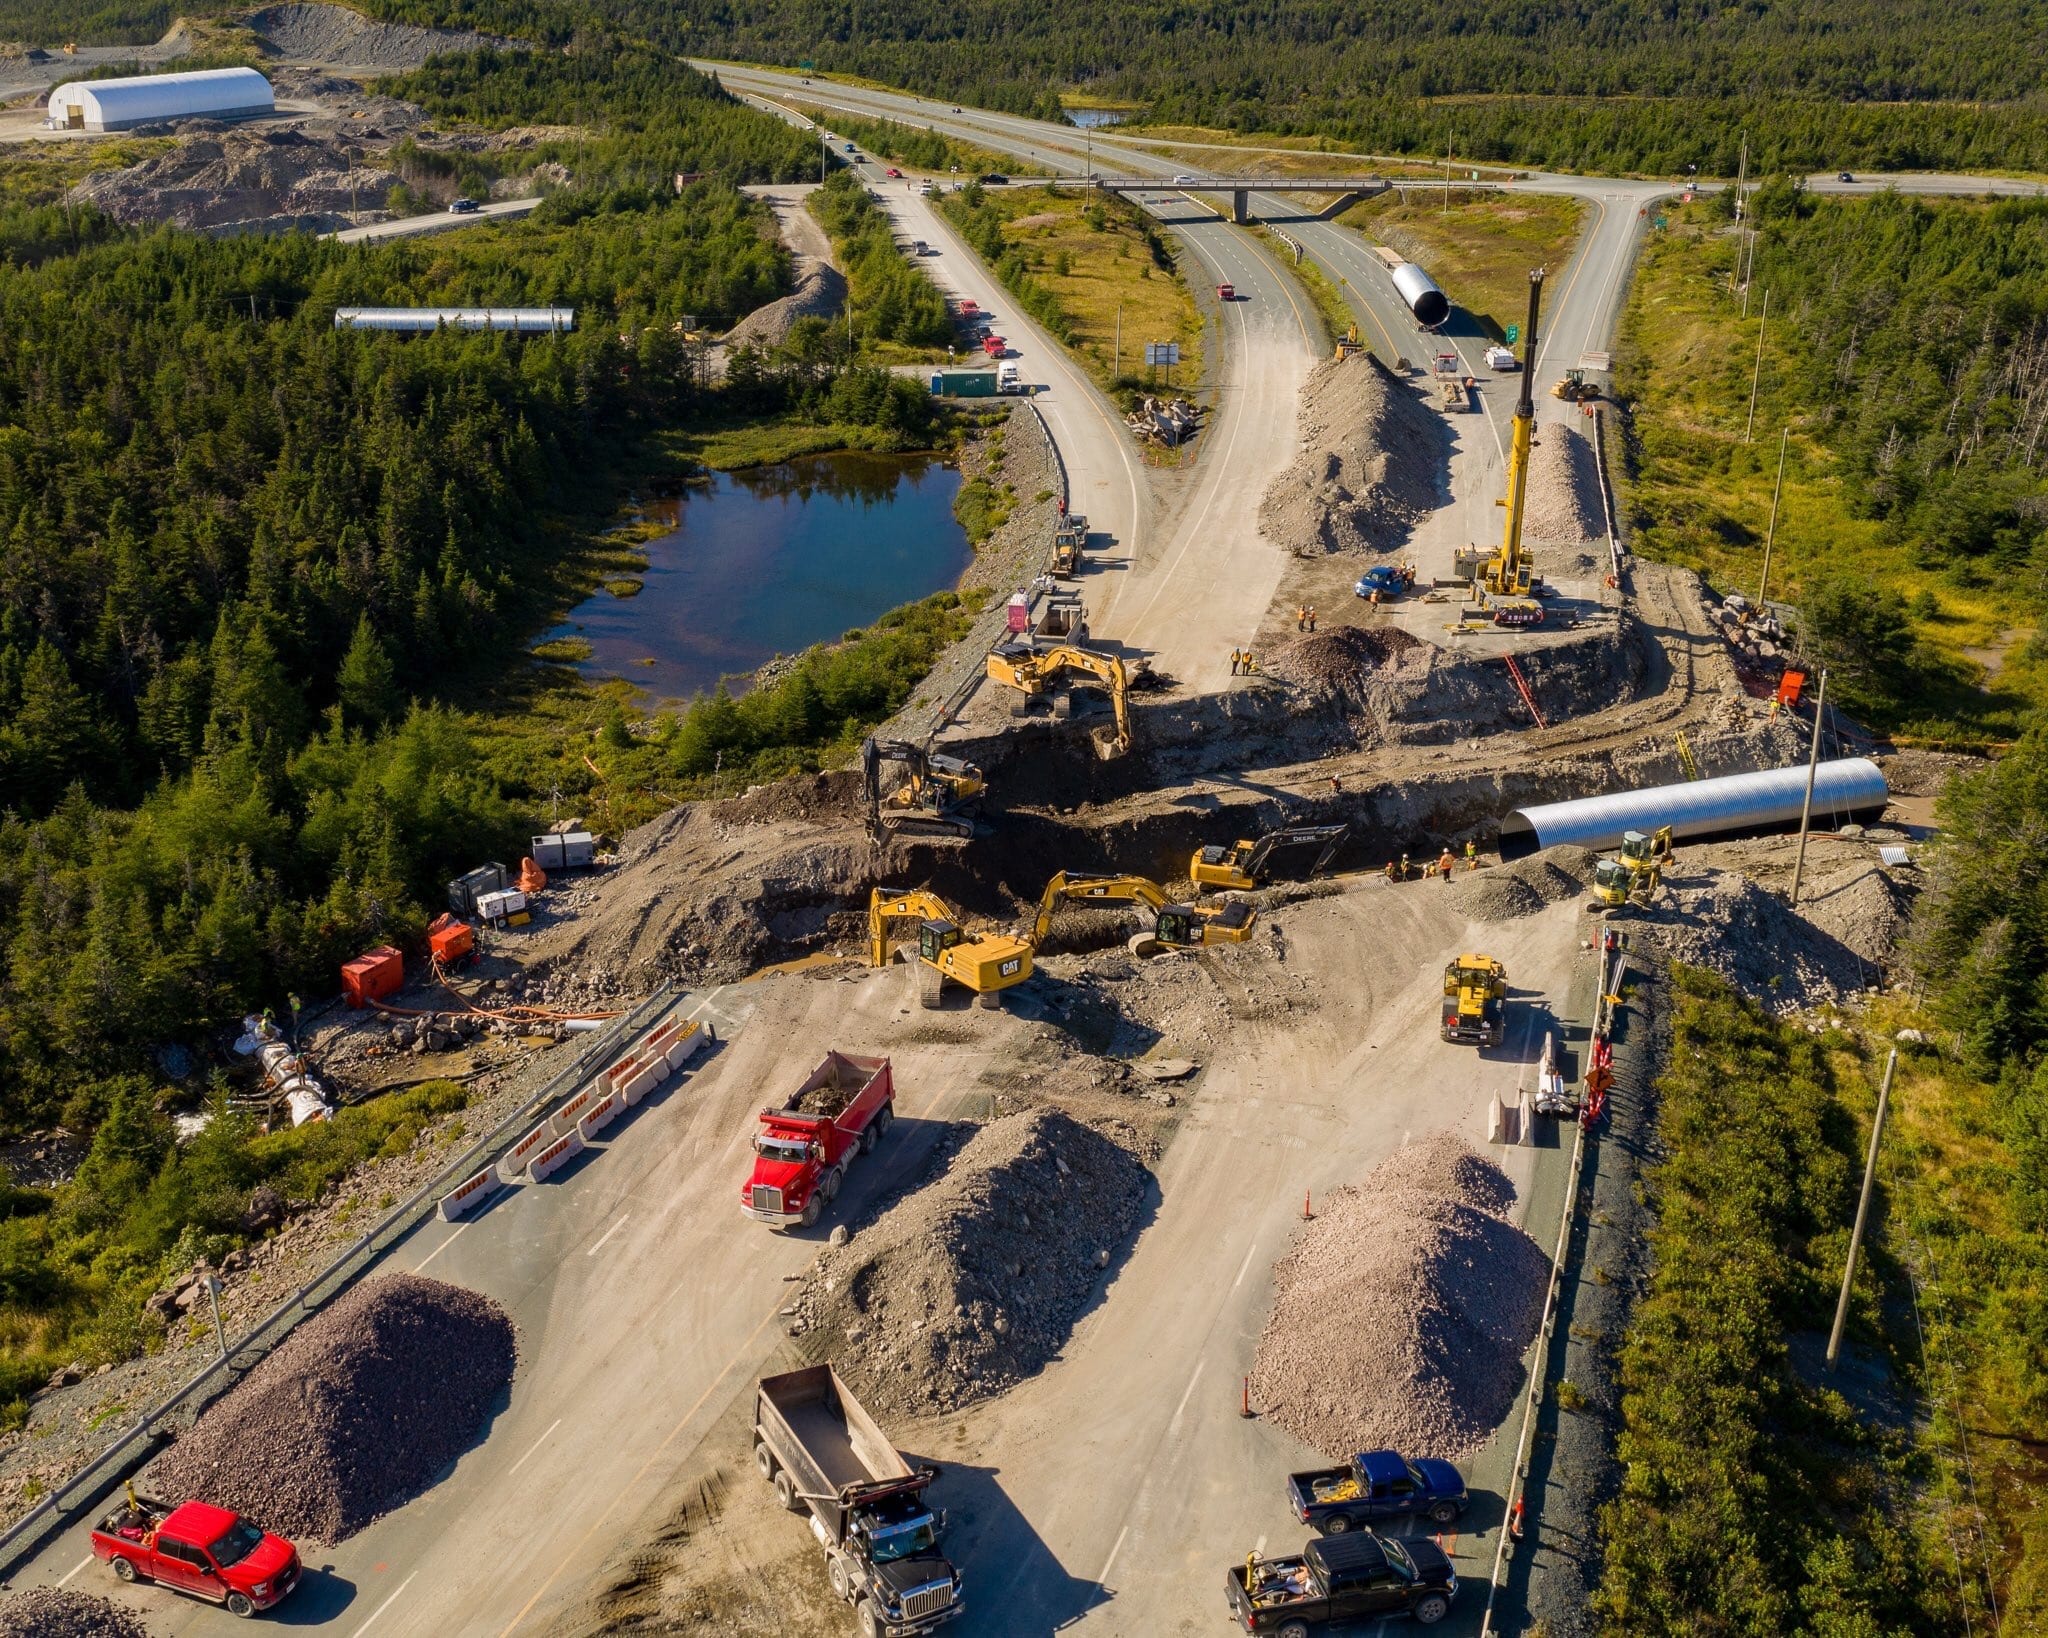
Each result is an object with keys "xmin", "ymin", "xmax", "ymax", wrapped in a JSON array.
[
  {"xmin": 930, "ymin": 370, "xmax": 999, "ymax": 398},
  {"xmin": 342, "ymin": 946, "xmax": 404, "ymax": 1009},
  {"xmin": 449, "ymin": 863, "xmax": 508, "ymax": 917},
  {"xmin": 531, "ymin": 830, "xmax": 596, "ymax": 870}
]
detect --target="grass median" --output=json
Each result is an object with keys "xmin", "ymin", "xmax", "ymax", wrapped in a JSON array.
[{"xmin": 1338, "ymin": 188, "xmax": 1584, "ymax": 340}]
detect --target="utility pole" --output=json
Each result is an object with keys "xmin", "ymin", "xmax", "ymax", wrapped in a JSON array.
[
  {"xmin": 1757, "ymin": 427, "xmax": 1789, "ymax": 605},
  {"xmin": 1788, "ymin": 667, "xmax": 1829, "ymax": 906},
  {"xmin": 1746, "ymin": 287, "xmax": 1770, "ymax": 442},
  {"xmin": 1827, "ymin": 1048, "xmax": 1897, "ymax": 1368},
  {"xmin": 1443, "ymin": 129, "xmax": 1452, "ymax": 216},
  {"xmin": 1730, "ymin": 136, "xmax": 1749, "ymax": 295},
  {"xmin": 1115, "ymin": 303, "xmax": 1121, "ymax": 380}
]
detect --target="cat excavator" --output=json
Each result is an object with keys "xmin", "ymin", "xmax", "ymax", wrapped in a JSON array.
[
  {"xmin": 869, "ymin": 888, "xmax": 1033, "ymax": 1008},
  {"xmin": 985, "ymin": 643, "xmax": 1132, "ymax": 759},
  {"xmin": 1189, "ymin": 823, "xmax": 1349, "ymax": 892},
  {"xmin": 860, "ymin": 736, "xmax": 984, "ymax": 845},
  {"xmin": 1029, "ymin": 871, "xmax": 1256, "ymax": 955}
]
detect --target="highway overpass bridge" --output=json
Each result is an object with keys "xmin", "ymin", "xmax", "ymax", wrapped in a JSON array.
[{"xmin": 1046, "ymin": 174, "xmax": 1400, "ymax": 222}]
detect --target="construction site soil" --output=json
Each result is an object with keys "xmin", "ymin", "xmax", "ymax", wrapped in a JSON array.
[
  {"xmin": 0, "ymin": 1590, "xmax": 150, "ymax": 1638},
  {"xmin": 149, "ymin": 1272, "xmax": 515, "ymax": 1543},
  {"xmin": 785, "ymin": 1108, "xmax": 1150, "ymax": 1414},
  {"xmin": 1522, "ymin": 416, "xmax": 1606, "ymax": 545},
  {"xmin": 246, "ymin": 3, "xmax": 523, "ymax": 70},
  {"xmin": 1250, "ymin": 1134, "xmax": 1548, "ymax": 1459},
  {"xmin": 1258, "ymin": 352, "xmax": 1447, "ymax": 558}
]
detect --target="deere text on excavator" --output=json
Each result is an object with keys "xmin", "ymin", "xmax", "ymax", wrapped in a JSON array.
[
  {"xmin": 986, "ymin": 643, "xmax": 1132, "ymax": 759},
  {"xmin": 1441, "ymin": 954, "xmax": 1508, "ymax": 1047},
  {"xmin": 1030, "ymin": 872, "xmax": 1256, "ymax": 955},
  {"xmin": 1189, "ymin": 824, "xmax": 1348, "ymax": 893},
  {"xmin": 869, "ymin": 888, "xmax": 1033, "ymax": 1009},
  {"xmin": 860, "ymin": 737, "xmax": 984, "ymax": 844}
]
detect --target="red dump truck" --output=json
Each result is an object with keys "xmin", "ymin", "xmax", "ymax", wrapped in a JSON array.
[{"xmin": 741, "ymin": 1052, "xmax": 895, "ymax": 1230}]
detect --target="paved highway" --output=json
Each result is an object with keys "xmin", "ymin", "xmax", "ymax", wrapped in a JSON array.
[{"xmin": 326, "ymin": 197, "xmax": 542, "ymax": 244}]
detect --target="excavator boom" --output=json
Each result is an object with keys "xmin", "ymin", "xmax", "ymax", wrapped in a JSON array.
[{"xmin": 985, "ymin": 643, "xmax": 1133, "ymax": 760}]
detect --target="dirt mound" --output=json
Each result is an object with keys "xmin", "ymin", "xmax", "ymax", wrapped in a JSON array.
[
  {"xmin": 1523, "ymin": 417, "xmax": 1604, "ymax": 545},
  {"xmin": 0, "ymin": 1591, "xmax": 150, "ymax": 1638},
  {"xmin": 150, "ymin": 1273, "xmax": 515, "ymax": 1543},
  {"xmin": 786, "ymin": 1109, "xmax": 1148, "ymax": 1415},
  {"xmin": 723, "ymin": 260, "xmax": 847, "ymax": 353},
  {"xmin": 1638, "ymin": 866, "xmax": 1879, "ymax": 1009},
  {"xmin": 1798, "ymin": 859, "xmax": 1914, "ymax": 969},
  {"xmin": 1265, "ymin": 623, "xmax": 1424, "ymax": 691},
  {"xmin": 1450, "ymin": 844, "xmax": 1596, "ymax": 921},
  {"xmin": 1260, "ymin": 353, "xmax": 1445, "ymax": 557},
  {"xmin": 249, "ymin": 3, "xmax": 520, "ymax": 69},
  {"xmin": 69, "ymin": 128, "xmax": 400, "ymax": 233},
  {"xmin": 1250, "ymin": 1134, "xmax": 1546, "ymax": 1459}
]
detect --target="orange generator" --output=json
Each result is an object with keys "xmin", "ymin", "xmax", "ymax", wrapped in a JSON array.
[
  {"xmin": 427, "ymin": 914, "xmax": 476, "ymax": 965},
  {"xmin": 342, "ymin": 946, "xmax": 404, "ymax": 1009}
]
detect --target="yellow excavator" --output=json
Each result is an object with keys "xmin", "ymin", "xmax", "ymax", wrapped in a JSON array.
[
  {"xmin": 860, "ymin": 736, "xmax": 984, "ymax": 845},
  {"xmin": 985, "ymin": 643, "xmax": 1132, "ymax": 759},
  {"xmin": 1029, "ymin": 871, "xmax": 1256, "ymax": 954},
  {"xmin": 1189, "ymin": 823, "xmax": 1349, "ymax": 892},
  {"xmin": 869, "ymin": 888, "xmax": 1033, "ymax": 1008},
  {"xmin": 1335, "ymin": 323, "xmax": 1367, "ymax": 360},
  {"xmin": 1481, "ymin": 270, "xmax": 1545, "ymax": 624},
  {"xmin": 1591, "ymin": 826, "xmax": 1673, "ymax": 911}
]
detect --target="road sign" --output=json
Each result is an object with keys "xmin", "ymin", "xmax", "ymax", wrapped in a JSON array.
[
  {"xmin": 1504, "ymin": 324, "xmax": 1519, "ymax": 345},
  {"xmin": 1144, "ymin": 343, "xmax": 1181, "ymax": 366},
  {"xmin": 1654, "ymin": 216, "xmax": 1669, "ymax": 230}
]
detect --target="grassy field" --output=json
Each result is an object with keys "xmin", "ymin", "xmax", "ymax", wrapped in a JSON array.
[
  {"xmin": 0, "ymin": 135, "xmax": 176, "ymax": 204},
  {"xmin": 1613, "ymin": 201, "xmax": 2048, "ymax": 730},
  {"xmin": 940, "ymin": 182, "xmax": 1203, "ymax": 394},
  {"xmin": 1338, "ymin": 187, "xmax": 1584, "ymax": 339}
]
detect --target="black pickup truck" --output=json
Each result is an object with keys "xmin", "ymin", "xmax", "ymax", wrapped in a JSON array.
[
  {"xmin": 1225, "ymin": 1532, "xmax": 1457, "ymax": 1633},
  {"xmin": 1288, "ymin": 1450, "xmax": 1468, "ymax": 1534}
]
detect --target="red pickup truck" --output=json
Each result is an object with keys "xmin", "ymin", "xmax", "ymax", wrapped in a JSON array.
[
  {"xmin": 982, "ymin": 334, "xmax": 1006, "ymax": 359},
  {"xmin": 740, "ymin": 1052, "xmax": 894, "ymax": 1229},
  {"xmin": 91, "ymin": 1493, "xmax": 301, "ymax": 1617}
]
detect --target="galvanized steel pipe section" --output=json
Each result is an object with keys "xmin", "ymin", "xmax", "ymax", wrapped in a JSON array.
[
  {"xmin": 1498, "ymin": 757, "xmax": 1889, "ymax": 858},
  {"xmin": 333, "ymin": 307, "xmax": 577, "ymax": 333},
  {"xmin": 1389, "ymin": 262, "xmax": 1450, "ymax": 327}
]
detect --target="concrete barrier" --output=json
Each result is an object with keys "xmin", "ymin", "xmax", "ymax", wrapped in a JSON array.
[
  {"xmin": 550, "ymin": 1088, "xmax": 593, "ymax": 1137},
  {"xmin": 496, "ymin": 1117, "xmax": 557, "ymax": 1184},
  {"xmin": 621, "ymin": 1057, "xmax": 662, "ymax": 1105},
  {"xmin": 437, "ymin": 1165, "xmax": 502, "ymax": 1222},
  {"xmin": 577, "ymin": 1090, "xmax": 622, "ymax": 1141},
  {"xmin": 662, "ymin": 1017, "xmax": 710, "ymax": 1070},
  {"xmin": 1487, "ymin": 1094, "xmax": 1506, "ymax": 1145},
  {"xmin": 528, "ymin": 1127, "xmax": 585, "ymax": 1182},
  {"xmin": 603, "ymin": 1052, "xmax": 644, "ymax": 1100}
]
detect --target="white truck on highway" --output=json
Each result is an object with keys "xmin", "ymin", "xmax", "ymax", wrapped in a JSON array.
[
  {"xmin": 1484, "ymin": 344, "xmax": 1519, "ymax": 371},
  {"xmin": 754, "ymin": 1365, "xmax": 964, "ymax": 1636}
]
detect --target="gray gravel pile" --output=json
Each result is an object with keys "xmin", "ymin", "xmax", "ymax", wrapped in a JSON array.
[
  {"xmin": 1250, "ymin": 1133, "xmax": 1547, "ymax": 1459},
  {"xmin": 722, "ymin": 260, "xmax": 847, "ymax": 353},
  {"xmin": 1266, "ymin": 624, "xmax": 1424, "ymax": 691},
  {"xmin": 1450, "ymin": 845, "xmax": 1598, "ymax": 921},
  {"xmin": 248, "ymin": 4, "xmax": 520, "ymax": 68},
  {"xmin": 69, "ymin": 130, "xmax": 401, "ymax": 234},
  {"xmin": 1637, "ymin": 866, "xmax": 1877, "ymax": 1009},
  {"xmin": 1260, "ymin": 353, "xmax": 1444, "ymax": 557},
  {"xmin": 787, "ymin": 1110, "xmax": 1148, "ymax": 1414},
  {"xmin": 0, "ymin": 1591, "xmax": 151, "ymax": 1638},
  {"xmin": 151, "ymin": 1273, "xmax": 516, "ymax": 1543},
  {"xmin": 1796, "ymin": 860, "xmax": 1915, "ymax": 969},
  {"xmin": 1523, "ymin": 418, "xmax": 1605, "ymax": 544}
]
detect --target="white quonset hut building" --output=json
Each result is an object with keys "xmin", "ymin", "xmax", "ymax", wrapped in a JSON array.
[{"xmin": 45, "ymin": 66, "xmax": 273, "ymax": 132}]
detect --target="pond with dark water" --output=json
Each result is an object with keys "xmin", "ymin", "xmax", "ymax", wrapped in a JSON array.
[{"xmin": 548, "ymin": 451, "xmax": 972, "ymax": 703}]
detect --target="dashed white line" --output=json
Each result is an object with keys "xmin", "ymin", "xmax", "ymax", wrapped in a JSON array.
[
  {"xmin": 1099, "ymin": 1523, "xmax": 1132, "ymax": 1584},
  {"xmin": 1168, "ymin": 1359, "xmax": 1207, "ymax": 1433},
  {"xmin": 585, "ymin": 1214, "xmax": 630, "ymax": 1257},
  {"xmin": 349, "ymin": 1571, "xmax": 418, "ymax": 1638},
  {"xmin": 1254, "ymin": 1534, "xmax": 1267, "ymax": 1555},
  {"xmin": 507, "ymin": 1417, "xmax": 564, "ymax": 1477},
  {"xmin": 1231, "ymin": 1239, "xmax": 1260, "ymax": 1289},
  {"xmin": 412, "ymin": 1221, "xmax": 470, "ymax": 1273},
  {"xmin": 56, "ymin": 1554, "xmax": 90, "ymax": 1586}
]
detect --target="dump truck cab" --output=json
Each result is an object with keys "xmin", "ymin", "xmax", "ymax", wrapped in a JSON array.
[{"xmin": 1441, "ymin": 954, "xmax": 1507, "ymax": 1046}]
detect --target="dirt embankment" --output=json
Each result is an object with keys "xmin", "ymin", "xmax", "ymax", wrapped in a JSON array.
[
  {"xmin": 248, "ymin": 3, "xmax": 523, "ymax": 70},
  {"xmin": 70, "ymin": 126, "xmax": 403, "ymax": 233},
  {"xmin": 1523, "ymin": 416, "xmax": 1606, "ymax": 544},
  {"xmin": 1259, "ymin": 352, "xmax": 1448, "ymax": 557}
]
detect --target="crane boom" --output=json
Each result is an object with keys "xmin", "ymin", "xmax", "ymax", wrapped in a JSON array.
[{"xmin": 1486, "ymin": 269, "xmax": 1546, "ymax": 602}]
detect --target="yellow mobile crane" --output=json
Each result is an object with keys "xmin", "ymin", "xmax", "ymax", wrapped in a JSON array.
[
  {"xmin": 1482, "ymin": 270, "xmax": 1546, "ymax": 623},
  {"xmin": 985, "ymin": 643, "xmax": 1132, "ymax": 759},
  {"xmin": 1029, "ymin": 871, "xmax": 1256, "ymax": 954},
  {"xmin": 869, "ymin": 888, "xmax": 1033, "ymax": 1008}
]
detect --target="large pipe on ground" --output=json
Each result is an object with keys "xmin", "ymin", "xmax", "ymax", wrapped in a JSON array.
[
  {"xmin": 1498, "ymin": 758, "xmax": 1890, "ymax": 859},
  {"xmin": 1389, "ymin": 262, "xmax": 1449, "ymax": 328}
]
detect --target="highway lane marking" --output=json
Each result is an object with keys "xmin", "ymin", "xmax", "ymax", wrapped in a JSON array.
[
  {"xmin": 1254, "ymin": 1534, "xmax": 1267, "ymax": 1555},
  {"xmin": 56, "ymin": 1554, "xmax": 89, "ymax": 1586},
  {"xmin": 1168, "ymin": 1359, "xmax": 1207, "ymax": 1434},
  {"xmin": 349, "ymin": 1571, "xmax": 417, "ymax": 1638},
  {"xmin": 507, "ymin": 1417, "xmax": 564, "ymax": 1477},
  {"xmin": 586, "ymin": 1214, "xmax": 630, "ymax": 1257},
  {"xmin": 1231, "ymin": 1238, "xmax": 1260, "ymax": 1289},
  {"xmin": 412, "ymin": 1221, "xmax": 470, "ymax": 1273},
  {"xmin": 1098, "ymin": 1523, "xmax": 1132, "ymax": 1585}
]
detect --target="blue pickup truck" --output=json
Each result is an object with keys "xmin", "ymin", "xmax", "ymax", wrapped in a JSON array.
[{"xmin": 1287, "ymin": 1450, "xmax": 1468, "ymax": 1535}]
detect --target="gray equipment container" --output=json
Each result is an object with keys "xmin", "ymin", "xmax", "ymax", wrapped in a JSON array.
[{"xmin": 448, "ymin": 862, "xmax": 508, "ymax": 917}]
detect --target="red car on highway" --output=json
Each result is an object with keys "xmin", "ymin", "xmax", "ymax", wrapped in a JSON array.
[
  {"xmin": 885, "ymin": 166, "xmax": 903, "ymax": 178},
  {"xmin": 92, "ymin": 1494, "xmax": 302, "ymax": 1617}
]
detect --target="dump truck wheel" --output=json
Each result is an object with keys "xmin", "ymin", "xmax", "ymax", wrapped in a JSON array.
[
  {"xmin": 822, "ymin": 1165, "xmax": 843, "ymax": 1204},
  {"xmin": 829, "ymin": 1554, "xmax": 854, "ymax": 1602},
  {"xmin": 800, "ymin": 1195, "xmax": 822, "ymax": 1229},
  {"xmin": 754, "ymin": 1441, "xmax": 776, "ymax": 1481},
  {"xmin": 857, "ymin": 1599, "xmax": 885, "ymax": 1638},
  {"xmin": 874, "ymin": 1104, "xmax": 894, "ymax": 1138},
  {"xmin": 775, "ymin": 1470, "xmax": 802, "ymax": 1511},
  {"xmin": 917, "ymin": 962, "xmax": 945, "ymax": 1009}
]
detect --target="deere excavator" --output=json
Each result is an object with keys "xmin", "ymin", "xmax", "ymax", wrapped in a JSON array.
[
  {"xmin": 1478, "ymin": 270, "xmax": 1546, "ymax": 627},
  {"xmin": 1591, "ymin": 826, "xmax": 1673, "ymax": 911},
  {"xmin": 985, "ymin": 643, "xmax": 1132, "ymax": 760},
  {"xmin": 869, "ymin": 888, "xmax": 1033, "ymax": 1008},
  {"xmin": 1029, "ymin": 871, "xmax": 1256, "ymax": 955},
  {"xmin": 860, "ymin": 736, "xmax": 984, "ymax": 845},
  {"xmin": 1189, "ymin": 824, "xmax": 1349, "ymax": 893}
]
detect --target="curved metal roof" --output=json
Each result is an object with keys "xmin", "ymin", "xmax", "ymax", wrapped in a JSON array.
[
  {"xmin": 1499, "ymin": 758, "xmax": 1890, "ymax": 859},
  {"xmin": 50, "ymin": 67, "xmax": 272, "ymax": 123}
]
